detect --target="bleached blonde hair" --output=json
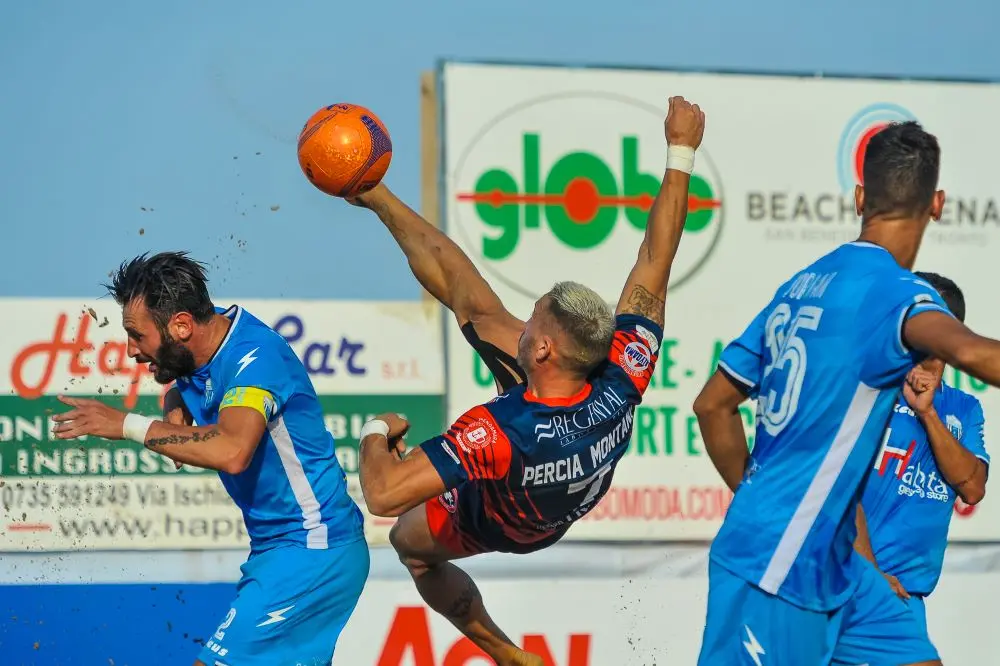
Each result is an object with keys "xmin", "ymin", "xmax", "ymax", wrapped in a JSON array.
[{"xmin": 545, "ymin": 281, "xmax": 615, "ymax": 375}]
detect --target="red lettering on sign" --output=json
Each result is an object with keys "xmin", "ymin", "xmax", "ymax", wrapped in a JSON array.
[
  {"xmin": 379, "ymin": 607, "xmax": 436, "ymax": 666},
  {"xmin": 377, "ymin": 606, "xmax": 591, "ymax": 666},
  {"xmin": 954, "ymin": 498, "xmax": 976, "ymax": 518},
  {"xmin": 11, "ymin": 312, "xmax": 159, "ymax": 409},
  {"xmin": 584, "ymin": 485, "xmax": 733, "ymax": 522},
  {"xmin": 11, "ymin": 314, "xmax": 93, "ymax": 398}
]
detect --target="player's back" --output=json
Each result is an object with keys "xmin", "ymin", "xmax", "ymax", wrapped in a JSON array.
[
  {"xmin": 177, "ymin": 306, "xmax": 363, "ymax": 552},
  {"xmin": 711, "ymin": 241, "xmax": 951, "ymax": 611},
  {"xmin": 501, "ymin": 371, "xmax": 637, "ymax": 531},
  {"xmin": 424, "ymin": 314, "xmax": 661, "ymax": 553}
]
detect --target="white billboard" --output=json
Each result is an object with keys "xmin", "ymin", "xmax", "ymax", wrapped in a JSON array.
[{"xmin": 439, "ymin": 61, "xmax": 1000, "ymax": 540}]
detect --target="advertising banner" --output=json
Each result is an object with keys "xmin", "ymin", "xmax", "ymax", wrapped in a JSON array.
[
  {"xmin": 439, "ymin": 61, "xmax": 1000, "ymax": 540},
  {"xmin": 332, "ymin": 576, "xmax": 998, "ymax": 665},
  {"xmin": 0, "ymin": 298, "xmax": 445, "ymax": 551}
]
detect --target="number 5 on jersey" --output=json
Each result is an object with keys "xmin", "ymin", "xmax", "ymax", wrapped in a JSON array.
[{"xmin": 762, "ymin": 305, "xmax": 824, "ymax": 436}]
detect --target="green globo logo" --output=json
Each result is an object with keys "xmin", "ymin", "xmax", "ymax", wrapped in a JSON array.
[{"xmin": 457, "ymin": 133, "xmax": 721, "ymax": 261}]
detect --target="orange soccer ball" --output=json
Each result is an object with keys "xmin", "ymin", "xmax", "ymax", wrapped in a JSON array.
[{"xmin": 297, "ymin": 103, "xmax": 392, "ymax": 197}]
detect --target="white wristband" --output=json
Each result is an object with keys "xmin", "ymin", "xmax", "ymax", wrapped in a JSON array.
[
  {"xmin": 122, "ymin": 413, "xmax": 155, "ymax": 444},
  {"xmin": 667, "ymin": 145, "xmax": 696, "ymax": 174},
  {"xmin": 360, "ymin": 419, "xmax": 389, "ymax": 441}
]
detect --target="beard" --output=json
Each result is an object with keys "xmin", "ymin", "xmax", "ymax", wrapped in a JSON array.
[{"xmin": 139, "ymin": 334, "xmax": 198, "ymax": 384}]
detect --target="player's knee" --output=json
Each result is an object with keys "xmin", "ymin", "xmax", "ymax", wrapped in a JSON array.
[
  {"xmin": 388, "ymin": 521, "xmax": 419, "ymax": 561},
  {"xmin": 400, "ymin": 552, "xmax": 434, "ymax": 577},
  {"xmin": 389, "ymin": 521, "xmax": 435, "ymax": 576},
  {"xmin": 388, "ymin": 519, "xmax": 408, "ymax": 554}
]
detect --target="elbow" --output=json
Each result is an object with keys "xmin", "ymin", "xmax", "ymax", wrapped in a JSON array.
[
  {"xmin": 961, "ymin": 484, "xmax": 986, "ymax": 507},
  {"xmin": 957, "ymin": 461, "xmax": 987, "ymax": 505},
  {"xmin": 220, "ymin": 458, "xmax": 250, "ymax": 475},
  {"xmin": 692, "ymin": 394, "xmax": 722, "ymax": 452},
  {"xmin": 369, "ymin": 500, "xmax": 405, "ymax": 518},
  {"xmin": 693, "ymin": 388, "xmax": 723, "ymax": 422},
  {"xmin": 220, "ymin": 445, "xmax": 254, "ymax": 475},
  {"xmin": 360, "ymin": 476, "xmax": 406, "ymax": 518},
  {"xmin": 363, "ymin": 490, "xmax": 405, "ymax": 518}
]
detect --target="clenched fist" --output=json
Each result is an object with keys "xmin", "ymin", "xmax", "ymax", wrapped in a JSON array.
[{"xmin": 665, "ymin": 96, "xmax": 705, "ymax": 149}]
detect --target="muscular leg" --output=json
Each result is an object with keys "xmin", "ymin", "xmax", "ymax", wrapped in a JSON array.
[{"xmin": 389, "ymin": 507, "xmax": 543, "ymax": 666}]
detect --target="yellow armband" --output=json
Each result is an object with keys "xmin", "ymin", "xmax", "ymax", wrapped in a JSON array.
[{"xmin": 220, "ymin": 386, "xmax": 276, "ymax": 420}]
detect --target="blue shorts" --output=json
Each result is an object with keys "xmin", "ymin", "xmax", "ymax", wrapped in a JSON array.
[
  {"xmin": 198, "ymin": 538, "xmax": 369, "ymax": 666},
  {"xmin": 907, "ymin": 595, "xmax": 929, "ymax": 638},
  {"xmin": 698, "ymin": 557, "xmax": 938, "ymax": 666}
]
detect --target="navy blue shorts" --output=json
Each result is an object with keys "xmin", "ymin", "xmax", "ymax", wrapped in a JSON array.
[{"xmin": 426, "ymin": 484, "xmax": 565, "ymax": 556}]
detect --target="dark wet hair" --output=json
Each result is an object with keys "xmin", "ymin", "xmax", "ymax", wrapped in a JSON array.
[{"xmin": 106, "ymin": 252, "xmax": 214, "ymax": 327}]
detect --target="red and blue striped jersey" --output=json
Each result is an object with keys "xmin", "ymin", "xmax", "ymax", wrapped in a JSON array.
[{"xmin": 422, "ymin": 314, "xmax": 662, "ymax": 546}]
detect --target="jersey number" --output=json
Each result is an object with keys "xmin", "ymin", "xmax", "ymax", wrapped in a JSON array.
[
  {"xmin": 213, "ymin": 607, "xmax": 236, "ymax": 641},
  {"xmin": 762, "ymin": 304, "xmax": 824, "ymax": 436},
  {"xmin": 567, "ymin": 462, "xmax": 612, "ymax": 506}
]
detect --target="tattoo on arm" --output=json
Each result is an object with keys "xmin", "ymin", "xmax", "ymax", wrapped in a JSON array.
[
  {"xmin": 146, "ymin": 428, "xmax": 222, "ymax": 449},
  {"xmin": 623, "ymin": 285, "xmax": 665, "ymax": 325}
]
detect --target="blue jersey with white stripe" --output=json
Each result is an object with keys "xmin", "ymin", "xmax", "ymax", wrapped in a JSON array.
[
  {"xmin": 176, "ymin": 306, "xmax": 364, "ymax": 552},
  {"xmin": 861, "ymin": 385, "xmax": 988, "ymax": 595},
  {"xmin": 711, "ymin": 242, "xmax": 953, "ymax": 612}
]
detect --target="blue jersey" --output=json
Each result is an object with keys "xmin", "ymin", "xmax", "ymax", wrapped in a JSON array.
[
  {"xmin": 176, "ymin": 306, "xmax": 364, "ymax": 552},
  {"xmin": 711, "ymin": 241, "xmax": 953, "ymax": 612},
  {"xmin": 861, "ymin": 385, "xmax": 988, "ymax": 595}
]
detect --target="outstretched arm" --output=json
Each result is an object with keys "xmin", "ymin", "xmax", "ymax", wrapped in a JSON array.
[
  {"xmin": 904, "ymin": 311, "xmax": 1000, "ymax": 388},
  {"xmin": 616, "ymin": 97, "xmax": 705, "ymax": 325},
  {"xmin": 352, "ymin": 184, "xmax": 524, "ymax": 358}
]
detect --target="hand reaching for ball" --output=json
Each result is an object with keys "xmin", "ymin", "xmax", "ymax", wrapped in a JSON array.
[{"xmin": 344, "ymin": 183, "xmax": 387, "ymax": 209}]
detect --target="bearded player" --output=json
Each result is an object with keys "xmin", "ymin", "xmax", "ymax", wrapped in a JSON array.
[
  {"xmin": 52, "ymin": 252, "xmax": 368, "ymax": 666},
  {"xmin": 695, "ymin": 121, "xmax": 1000, "ymax": 664},
  {"xmin": 347, "ymin": 97, "xmax": 704, "ymax": 665}
]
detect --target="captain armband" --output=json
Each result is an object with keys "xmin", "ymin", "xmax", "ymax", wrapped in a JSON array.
[{"xmin": 220, "ymin": 387, "xmax": 276, "ymax": 420}]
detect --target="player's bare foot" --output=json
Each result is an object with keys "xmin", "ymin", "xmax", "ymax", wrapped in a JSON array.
[{"xmin": 502, "ymin": 647, "xmax": 544, "ymax": 666}]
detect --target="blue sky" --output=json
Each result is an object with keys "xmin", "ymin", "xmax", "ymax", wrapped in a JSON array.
[{"xmin": 2, "ymin": 0, "xmax": 996, "ymax": 300}]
